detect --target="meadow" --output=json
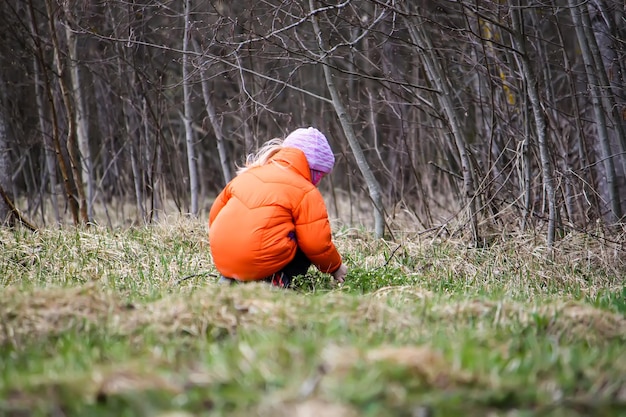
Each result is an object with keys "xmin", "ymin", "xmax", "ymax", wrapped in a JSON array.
[{"xmin": 0, "ymin": 216, "xmax": 624, "ymax": 416}]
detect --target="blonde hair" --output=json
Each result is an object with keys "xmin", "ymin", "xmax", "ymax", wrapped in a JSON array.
[{"xmin": 236, "ymin": 138, "xmax": 284, "ymax": 175}]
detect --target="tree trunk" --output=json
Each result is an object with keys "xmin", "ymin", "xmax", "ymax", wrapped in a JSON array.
[
  {"xmin": 568, "ymin": 0, "xmax": 622, "ymax": 223},
  {"xmin": 404, "ymin": 12, "xmax": 480, "ymax": 244},
  {"xmin": 128, "ymin": 129, "xmax": 145, "ymax": 223},
  {"xmin": 27, "ymin": 4, "xmax": 60, "ymax": 225},
  {"xmin": 520, "ymin": 93, "xmax": 533, "ymax": 232},
  {"xmin": 583, "ymin": 1, "xmax": 626, "ymax": 219},
  {"xmin": 182, "ymin": 0, "xmax": 199, "ymax": 216},
  {"xmin": 0, "ymin": 73, "xmax": 13, "ymax": 225},
  {"xmin": 143, "ymin": 97, "xmax": 160, "ymax": 222},
  {"xmin": 115, "ymin": 55, "xmax": 145, "ymax": 222},
  {"xmin": 28, "ymin": 0, "xmax": 79, "ymax": 225},
  {"xmin": 44, "ymin": 0, "xmax": 88, "ymax": 224},
  {"xmin": 512, "ymin": 3, "xmax": 558, "ymax": 246},
  {"xmin": 192, "ymin": 37, "xmax": 232, "ymax": 185},
  {"xmin": 308, "ymin": 0, "xmax": 386, "ymax": 238},
  {"xmin": 63, "ymin": 7, "xmax": 94, "ymax": 222},
  {"xmin": 93, "ymin": 76, "xmax": 117, "ymax": 204}
]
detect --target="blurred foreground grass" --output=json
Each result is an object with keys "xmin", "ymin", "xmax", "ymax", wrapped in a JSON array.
[{"xmin": 0, "ymin": 217, "xmax": 624, "ymax": 416}]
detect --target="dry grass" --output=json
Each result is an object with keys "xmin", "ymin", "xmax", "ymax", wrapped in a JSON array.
[
  {"xmin": 2, "ymin": 281, "xmax": 623, "ymax": 349},
  {"xmin": 0, "ymin": 215, "xmax": 624, "ymax": 416}
]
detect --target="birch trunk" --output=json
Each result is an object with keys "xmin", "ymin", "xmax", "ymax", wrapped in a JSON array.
[
  {"xmin": 583, "ymin": 2, "xmax": 626, "ymax": 219},
  {"xmin": 44, "ymin": 0, "xmax": 88, "ymax": 224},
  {"xmin": 308, "ymin": 0, "xmax": 385, "ymax": 238},
  {"xmin": 521, "ymin": 97, "xmax": 532, "ymax": 232},
  {"xmin": 182, "ymin": 0, "xmax": 199, "ymax": 216},
  {"xmin": 568, "ymin": 0, "xmax": 622, "ymax": 223},
  {"xmin": 405, "ymin": 15, "xmax": 480, "ymax": 244},
  {"xmin": 511, "ymin": 4, "xmax": 558, "ymax": 246},
  {"xmin": 63, "ymin": 9, "xmax": 94, "ymax": 222},
  {"xmin": 192, "ymin": 38, "xmax": 232, "ymax": 184}
]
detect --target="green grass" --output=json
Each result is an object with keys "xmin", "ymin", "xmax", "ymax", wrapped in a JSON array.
[{"xmin": 0, "ymin": 217, "xmax": 624, "ymax": 416}]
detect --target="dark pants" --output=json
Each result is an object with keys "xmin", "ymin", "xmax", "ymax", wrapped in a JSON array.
[
  {"xmin": 220, "ymin": 248, "xmax": 312, "ymax": 288},
  {"xmin": 271, "ymin": 247, "xmax": 312, "ymax": 287}
]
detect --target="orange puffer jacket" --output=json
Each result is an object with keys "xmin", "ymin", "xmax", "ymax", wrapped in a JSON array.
[{"xmin": 208, "ymin": 147, "xmax": 342, "ymax": 281}]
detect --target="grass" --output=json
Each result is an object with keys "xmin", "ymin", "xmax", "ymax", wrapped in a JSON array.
[{"xmin": 0, "ymin": 216, "xmax": 624, "ymax": 416}]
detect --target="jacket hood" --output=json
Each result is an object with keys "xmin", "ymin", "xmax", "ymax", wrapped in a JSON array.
[{"xmin": 270, "ymin": 147, "xmax": 313, "ymax": 182}]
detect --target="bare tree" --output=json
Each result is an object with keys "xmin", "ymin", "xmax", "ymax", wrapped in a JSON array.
[
  {"xmin": 511, "ymin": 3, "xmax": 558, "ymax": 246},
  {"xmin": 404, "ymin": 6, "xmax": 480, "ymax": 244},
  {"xmin": 568, "ymin": 0, "xmax": 622, "ymax": 224},
  {"xmin": 23, "ymin": 0, "xmax": 81, "ymax": 225},
  {"xmin": 583, "ymin": 1, "xmax": 626, "ymax": 218},
  {"xmin": 24, "ymin": 2, "xmax": 61, "ymax": 225},
  {"xmin": 192, "ymin": 38, "xmax": 232, "ymax": 185},
  {"xmin": 308, "ymin": 0, "xmax": 386, "ymax": 238},
  {"xmin": 63, "ymin": 4, "xmax": 94, "ymax": 222},
  {"xmin": 182, "ymin": 0, "xmax": 199, "ymax": 216},
  {"xmin": 44, "ymin": 0, "xmax": 88, "ymax": 224}
]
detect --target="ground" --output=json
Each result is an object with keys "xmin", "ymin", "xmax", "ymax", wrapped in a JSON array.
[{"xmin": 0, "ymin": 217, "xmax": 624, "ymax": 416}]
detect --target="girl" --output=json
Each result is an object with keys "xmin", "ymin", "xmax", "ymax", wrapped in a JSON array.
[{"xmin": 208, "ymin": 127, "xmax": 348, "ymax": 288}]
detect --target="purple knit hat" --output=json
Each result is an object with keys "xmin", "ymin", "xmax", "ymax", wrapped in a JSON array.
[{"xmin": 283, "ymin": 127, "xmax": 335, "ymax": 173}]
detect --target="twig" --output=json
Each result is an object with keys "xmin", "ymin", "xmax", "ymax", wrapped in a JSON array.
[
  {"xmin": 377, "ymin": 243, "xmax": 402, "ymax": 270},
  {"xmin": 428, "ymin": 161, "xmax": 463, "ymax": 180},
  {"xmin": 0, "ymin": 184, "xmax": 37, "ymax": 231}
]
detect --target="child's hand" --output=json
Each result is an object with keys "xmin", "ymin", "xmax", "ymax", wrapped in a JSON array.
[{"xmin": 332, "ymin": 263, "xmax": 348, "ymax": 283}]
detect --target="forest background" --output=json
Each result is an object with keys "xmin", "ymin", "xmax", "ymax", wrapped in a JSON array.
[
  {"xmin": 1, "ymin": 2, "xmax": 625, "ymax": 416},
  {"xmin": 0, "ymin": 0, "xmax": 625, "ymax": 244}
]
